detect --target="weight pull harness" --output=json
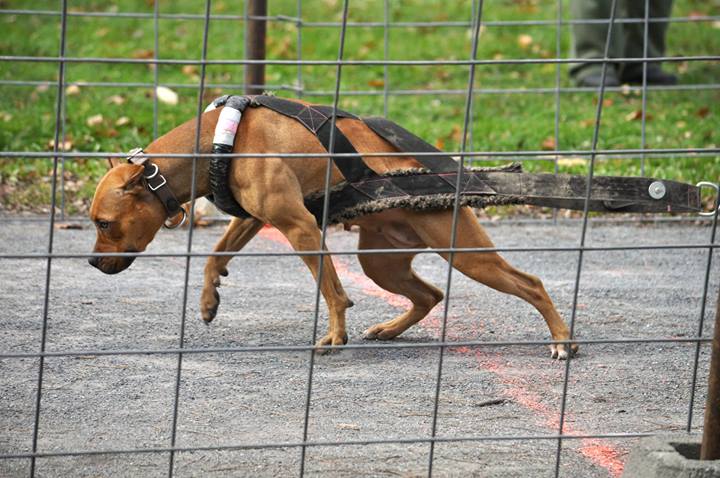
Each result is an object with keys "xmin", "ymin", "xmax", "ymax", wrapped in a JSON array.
[
  {"xmin": 126, "ymin": 94, "xmax": 707, "ymax": 227},
  {"xmin": 200, "ymin": 94, "xmax": 704, "ymax": 223}
]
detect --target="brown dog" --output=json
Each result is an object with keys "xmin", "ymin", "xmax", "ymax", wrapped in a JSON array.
[{"xmin": 89, "ymin": 99, "xmax": 578, "ymax": 359}]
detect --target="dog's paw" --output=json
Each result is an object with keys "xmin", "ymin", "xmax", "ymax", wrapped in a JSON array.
[
  {"xmin": 362, "ymin": 323, "xmax": 401, "ymax": 341},
  {"xmin": 314, "ymin": 332, "xmax": 348, "ymax": 354},
  {"xmin": 200, "ymin": 289, "xmax": 220, "ymax": 323},
  {"xmin": 550, "ymin": 342, "xmax": 579, "ymax": 360}
]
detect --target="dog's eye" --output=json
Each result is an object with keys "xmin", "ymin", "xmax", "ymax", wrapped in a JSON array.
[{"xmin": 97, "ymin": 220, "xmax": 110, "ymax": 230}]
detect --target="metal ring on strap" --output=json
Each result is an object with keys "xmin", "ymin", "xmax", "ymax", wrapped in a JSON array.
[
  {"xmin": 163, "ymin": 207, "xmax": 187, "ymax": 229},
  {"xmin": 144, "ymin": 163, "xmax": 159, "ymax": 180},
  {"xmin": 697, "ymin": 181, "xmax": 720, "ymax": 217}
]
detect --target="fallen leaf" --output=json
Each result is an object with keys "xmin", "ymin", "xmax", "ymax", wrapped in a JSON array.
[
  {"xmin": 115, "ymin": 116, "xmax": 131, "ymax": 126},
  {"xmin": 675, "ymin": 120, "xmax": 687, "ymax": 129},
  {"xmin": 132, "ymin": 49, "xmax": 154, "ymax": 59},
  {"xmin": 558, "ymin": 158, "xmax": 586, "ymax": 167},
  {"xmin": 580, "ymin": 118, "xmax": 595, "ymax": 128},
  {"xmin": 100, "ymin": 128, "xmax": 119, "ymax": 138},
  {"xmin": 677, "ymin": 62, "xmax": 689, "ymax": 74},
  {"xmin": 47, "ymin": 139, "xmax": 73, "ymax": 151},
  {"xmin": 697, "ymin": 107, "xmax": 710, "ymax": 118},
  {"xmin": 66, "ymin": 84, "xmax": 81, "ymax": 96},
  {"xmin": 35, "ymin": 84, "xmax": 49, "ymax": 93},
  {"xmin": 336, "ymin": 423, "xmax": 360, "ymax": 431},
  {"xmin": 181, "ymin": 65, "xmax": 198, "ymax": 77},
  {"xmin": 517, "ymin": 34, "xmax": 533, "ymax": 49},
  {"xmin": 541, "ymin": 137, "xmax": 556, "ymax": 150},
  {"xmin": 367, "ymin": 78, "xmax": 384, "ymax": 88},
  {"xmin": 713, "ymin": 21, "xmax": 720, "ymax": 29},
  {"xmin": 95, "ymin": 27, "xmax": 109, "ymax": 37},
  {"xmin": 86, "ymin": 114, "xmax": 104, "ymax": 127},
  {"xmin": 106, "ymin": 94, "xmax": 125, "ymax": 105},
  {"xmin": 0, "ymin": 112, "xmax": 12, "ymax": 122},
  {"xmin": 592, "ymin": 97, "xmax": 614, "ymax": 107},
  {"xmin": 156, "ymin": 86, "xmax": 178, "ymax": 105},
  {"xmin": 624, "ymin": 110, "xmax": 652, "ymax": 121},
  {"xmin": 435, "ymin": 137, "xmax": 445, "ymax": 150}
]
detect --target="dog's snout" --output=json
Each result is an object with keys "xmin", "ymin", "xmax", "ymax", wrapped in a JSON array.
[{"xmin": 88, "ymin": 251, "xmax": 136, "ymax": 274}]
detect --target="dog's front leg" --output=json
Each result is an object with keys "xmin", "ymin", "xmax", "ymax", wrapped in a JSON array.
[
  {"xmin": 279, "ymin": 218, "xmax": 351, "ymax": 351},
  {"xmin": 201, "ymin": 217, "xmax": 264, "ymax": 322},
  {"xmin": 263, "ymin": 209, "xmax": 351, "ymax": 351},
  {"xmin": 235, "ymin": 158, "xmax": 352, "ymax": 351}
]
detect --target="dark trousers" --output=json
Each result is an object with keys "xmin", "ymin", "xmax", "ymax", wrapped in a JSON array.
[{"xmin": 570, "ymin": 0, "xmax": 674, "ymax": 78}]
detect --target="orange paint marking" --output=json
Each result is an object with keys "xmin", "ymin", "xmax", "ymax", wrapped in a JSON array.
[{"xmin": 258, "ymin": 227, "xmax": 625, "ymax": 476}]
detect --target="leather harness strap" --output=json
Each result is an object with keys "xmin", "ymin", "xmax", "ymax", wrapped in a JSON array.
[
  {"xmin": 251, "ymin": 96, "xmax": 376, "ymax": 183},
  {"xmin": 206, "ymin": 95, "xmax": 253, "ymax": 218},
  {"xmin": 205, "ymin": 94, "xmax": 381, "ymax": 217},
  {"xmin": 125, "ymin": 148, "xmax": 183, "ymax": 220}
]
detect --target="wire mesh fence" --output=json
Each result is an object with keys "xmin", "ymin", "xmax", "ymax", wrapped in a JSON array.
[{"xmin": 0, "ymin": 0, "xmax": 719, "ymax": 476}]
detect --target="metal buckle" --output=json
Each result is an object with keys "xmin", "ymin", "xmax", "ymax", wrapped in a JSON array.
[
  {"xmin": 126, "ymin": 147, "xmax": 145, "ymax": 164},
  {"xmin": 147, "ymin": 174, "xmax": 167, "ymax": 191},
  {"xmin": 163, "ymin": 208, "xmax": 187, "ymax": 229},
  {"xmin": 697, "ymin": 181, "xmax": 720, "ymax": 217}
]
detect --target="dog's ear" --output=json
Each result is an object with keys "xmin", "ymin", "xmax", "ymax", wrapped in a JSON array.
[
  {"xmin": 107, "ymin": 157, "xmax": 122, "ymax": 169},
  {"xmin": 120, "ymin": 164, "xmax": 146, "ymax": 193}
]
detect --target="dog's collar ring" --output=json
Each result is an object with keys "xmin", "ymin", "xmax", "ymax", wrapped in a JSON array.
[
  {"xmin": 144, "ymin": 162, "xmax": 159, "ymax": 180},
  {"xmin": 164, "ymin": 208, "xmax": 187, "ymax": 229}
]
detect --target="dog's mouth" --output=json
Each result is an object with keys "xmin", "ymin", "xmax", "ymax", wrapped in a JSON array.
[{"xmin": 88, "ymin": 251, "xmax": 138, "ymax": 274}]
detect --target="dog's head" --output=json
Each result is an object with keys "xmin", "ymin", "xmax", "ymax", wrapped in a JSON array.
[{"xmin": 88, "ymin": 162, "xmax": 167, "ymax": 274}]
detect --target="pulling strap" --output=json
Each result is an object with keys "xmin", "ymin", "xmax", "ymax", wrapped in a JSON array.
[{"xmin": 201, "ymin": 95, "xmax": 703, "ymax": 225}]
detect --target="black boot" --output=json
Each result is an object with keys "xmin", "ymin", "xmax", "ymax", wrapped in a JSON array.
[
  {"xmin": 621, "ymin": 63, "xmax": 678, "ymax": 85},
  {"xmin": 574, "ymin": 65, "xmax": 621, "ymax": 87}
]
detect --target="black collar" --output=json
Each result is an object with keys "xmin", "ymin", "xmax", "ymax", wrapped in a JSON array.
[{"xmin": 126, "ymin": 148, "xmax": 186, "ymax": 229}]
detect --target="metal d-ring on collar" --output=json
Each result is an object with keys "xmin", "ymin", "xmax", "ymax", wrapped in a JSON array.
[{"xmin": 125, "ymin": 148, "xmax": 187, "ymax": 229}]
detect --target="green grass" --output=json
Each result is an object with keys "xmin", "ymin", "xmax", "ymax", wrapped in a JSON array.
[{"xmin": 0, "ymin": 0, "xmax": 718, "ymax": 214}]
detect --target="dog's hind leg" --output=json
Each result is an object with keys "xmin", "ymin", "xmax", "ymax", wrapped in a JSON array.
[
  {"xmin": 358, "ymin": 227, "xmax": 444, "ymax": 341},
  {"xmin": 201, "ymin": 217, "xmax": 264, "ymax": 323},
  {"xmin": 408, "ymin": 208, "xmax": 577, "ymax": 360}
]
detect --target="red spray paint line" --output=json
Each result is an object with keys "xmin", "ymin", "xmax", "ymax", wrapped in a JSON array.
[{"xmin": 258, "ymin": 227, "xmax": 625, "ymax": 476}]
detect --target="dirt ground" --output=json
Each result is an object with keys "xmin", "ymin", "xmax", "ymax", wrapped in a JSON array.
[{"xmin": 0, "ymin": 216, "xmax": 716, "ymax": 477}]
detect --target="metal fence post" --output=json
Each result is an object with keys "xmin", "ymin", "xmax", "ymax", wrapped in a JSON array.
[
  {"xmin": 701, "ymin": 286, "xmax": 720, "ymax": 460},
  {"xmin": 245, "ymin": 0, "xmax": 267, "ymax": 95}
]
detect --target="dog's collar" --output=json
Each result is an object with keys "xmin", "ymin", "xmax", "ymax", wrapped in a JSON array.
[{"xmin": 125, "ymin": 148, "xmax": 187, "ymax": 229}]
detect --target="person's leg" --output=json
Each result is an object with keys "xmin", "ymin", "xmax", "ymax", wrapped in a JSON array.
[
  {"xmin": 621, "ymin": 0, "xmax": 676, "ymax": 84},
  {"xmin": 570, "ymin": 0, "xmax": 624, "ymax": 86}
]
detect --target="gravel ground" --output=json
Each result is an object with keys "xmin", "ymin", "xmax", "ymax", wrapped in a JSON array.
[{"xmin": 0, "ymin": 216, "xmax": 717, "ymax": 477}]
